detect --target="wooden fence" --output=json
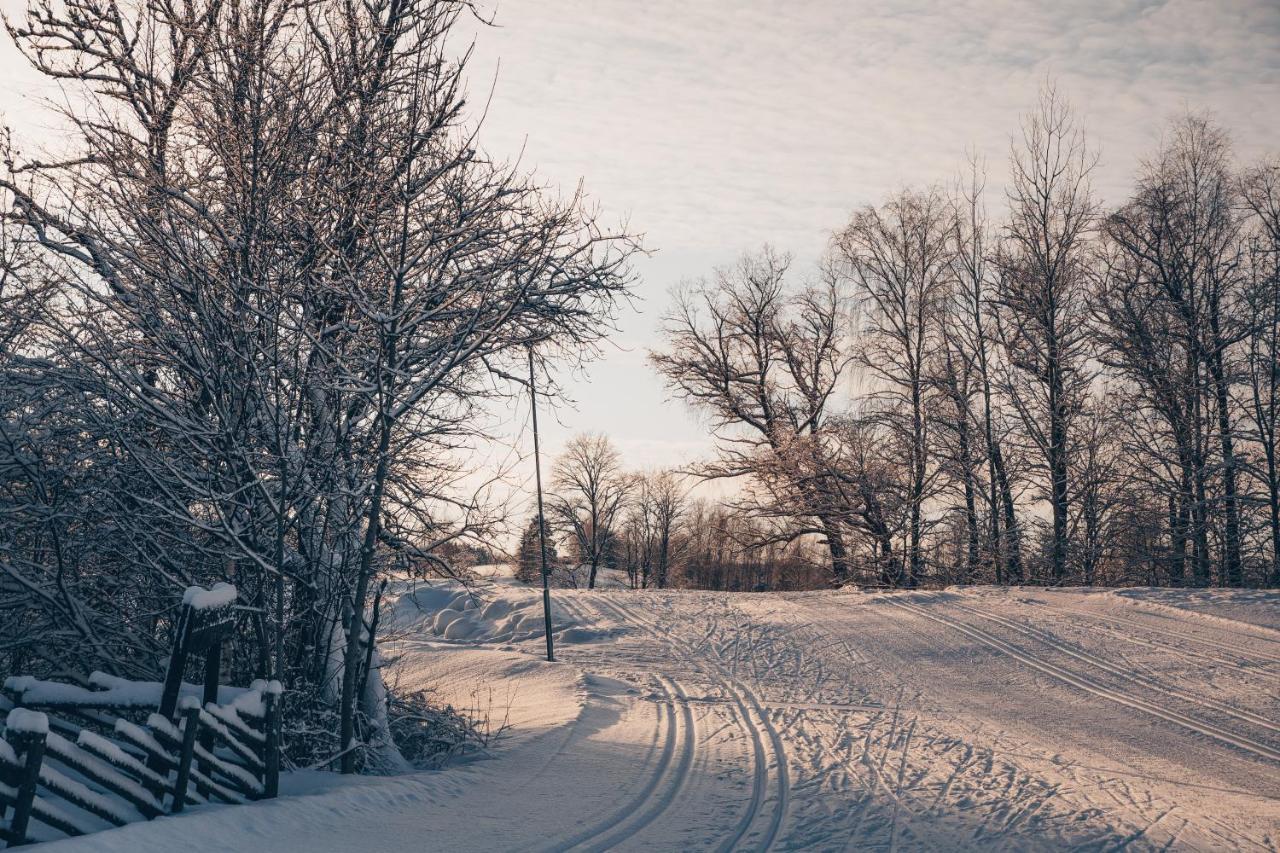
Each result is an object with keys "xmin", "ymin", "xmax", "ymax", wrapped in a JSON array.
[{"xmin": 0, "ymin": 584, "xmax": 282, "ymax": 847}]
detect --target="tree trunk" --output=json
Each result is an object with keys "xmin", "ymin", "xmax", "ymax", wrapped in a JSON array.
[
  {"xmin": 822, "ymin": 518, "xmax": 849, "ymax": 586},
  {"xmin": 1208, "ymin": 350, "xmax": 1243, "ymax": 586}
]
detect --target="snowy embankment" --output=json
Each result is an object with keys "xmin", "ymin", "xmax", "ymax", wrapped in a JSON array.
[{"xmin": 38, "ymin": 575, "xmax": 1280, "ymax": 852}]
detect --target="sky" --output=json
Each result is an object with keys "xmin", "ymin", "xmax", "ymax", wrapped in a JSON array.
[
  {"xmin": 448, "ymin": 0, "xmax": 1280, "ymax": 479},
  {"xmin": 1, "ymin": 0, "xmax": 1279, "ymax": 514}
]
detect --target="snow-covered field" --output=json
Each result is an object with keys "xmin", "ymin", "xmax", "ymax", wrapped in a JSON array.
[{"xmin": 44, "ymin": 573, "xmax": 1280, "ymax": 851}]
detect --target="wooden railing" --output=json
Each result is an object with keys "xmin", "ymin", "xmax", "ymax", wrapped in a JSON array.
[{"xmin": 0, "ymin": 584, "xmax": 282, "ymax": 847}]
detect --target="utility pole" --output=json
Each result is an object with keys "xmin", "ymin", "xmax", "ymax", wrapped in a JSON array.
[{"xmin": 529, "ymin": 345, "xmax": 555, "ymax": 662}]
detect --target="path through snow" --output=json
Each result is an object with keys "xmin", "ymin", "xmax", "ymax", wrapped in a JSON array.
[{"xmin": 43, "ymin": 582, "xmax": 1280, "ymax": 851}]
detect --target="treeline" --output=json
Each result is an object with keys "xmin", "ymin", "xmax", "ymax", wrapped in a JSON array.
[
  {"xmin": 652, "ymin": 88, "xmax": 1280, "ymax": 591},
  {"xmin": 0, "ymin": 0, "xmax": 634, "ymax": 769},
  {"xmin": 514, "ymin": 434, "xmax": 828, "ymax": 592}
]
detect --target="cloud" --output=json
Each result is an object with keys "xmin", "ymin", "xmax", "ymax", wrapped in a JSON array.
[
  {"xmin": 3, "ymin": 0, "xmax": 1276, "ymax": 474},
  {"xmin": 454, "ymin": 0, "xmax": 1278, "ymax": 470}
]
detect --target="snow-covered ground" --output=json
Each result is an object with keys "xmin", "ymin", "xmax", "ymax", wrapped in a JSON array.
[{"xmin": 43, "ymin": 574, "xmax": 1280, "ymax": 851}]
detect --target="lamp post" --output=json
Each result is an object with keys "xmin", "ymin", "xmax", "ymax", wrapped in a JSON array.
[{"xmin": 528, "ymin": 345, "xmax": 555, "ymax": 662}]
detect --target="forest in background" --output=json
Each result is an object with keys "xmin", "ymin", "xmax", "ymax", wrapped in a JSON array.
[{"xmin": 529, "ymin": 91, "xmax": 1280, "ymax": 595}]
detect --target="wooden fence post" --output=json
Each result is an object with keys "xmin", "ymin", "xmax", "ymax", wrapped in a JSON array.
[
  {"xmin": 6, "ymin": 728, "xmax": 48, "ymax": 848},
  {"xmin": 158, "ymin": 605, "xmax": 194, "ymax": 721},
  {"xmin": 170, "ymin": 704, "xmax": 201, "ymax": 814},
  {"xmin": 262, "ymin": 691, "xmax": 280, "ymax": 799}
]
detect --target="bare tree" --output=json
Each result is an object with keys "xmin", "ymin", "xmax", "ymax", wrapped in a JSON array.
[
  {"xmin": 949, "ymin": 158, "xmax": 1023, "ymax": 583},
  {"xmin": 1095, "ymin": 116, "xmax": 1248, "ymax": 587},
  {"xmin": 634, "ymin": 469, "xmax": 687, "ymax": 589},
  {"xmin": 1241, "ymin": 156, "xmax": 1280, "ymax": 587},
  {"xmin": 832, "ymin": 188, "xmax": 953, "ymax": 587},
  {"xmin": 0, "ymin": 0, "xmax": 635, "ymax": 770},
  {"xmin": 994, "ymin": 84, "xmax": 1098, "ymax": 583},
  {"xmin": 550, "ymin": 433, "xmax": 632, "ymax": 589},
  {"xmin": 650, "ymin": 248, "xmax": 856, "ymax": 583}
]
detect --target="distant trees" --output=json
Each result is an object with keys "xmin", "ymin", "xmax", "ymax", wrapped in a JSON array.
[
  {"xmin": 679, "ymin": 499, "xmax": 828, "ymax": 591},
  {"xmin": 540, "ymin": 438, "xmax": 690, "ymax": 589},
  {"xmin": 618, "ymin": 470, "xmax": 687, "ymax": 589},
  {"xmin": 651, "ymin": 94, "xmax": 1280, "ymax": 591}
]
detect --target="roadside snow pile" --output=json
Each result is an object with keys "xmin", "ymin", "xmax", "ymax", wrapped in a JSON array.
[
  {"xmin": 392, "ymin": 647, "xmax": 584, "ymax": 740},
  {"xmin": 386, "ymin": 582, "xmax": 618, "ymax": 646}
]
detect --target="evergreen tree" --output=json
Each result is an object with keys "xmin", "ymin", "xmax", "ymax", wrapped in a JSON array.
[{"xmin": 516, "ymin": 516, "xmax": 556, "ymax": 584}]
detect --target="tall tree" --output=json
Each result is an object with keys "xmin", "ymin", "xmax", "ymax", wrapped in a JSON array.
[
  {"xmin": 832, "ymin": 188, "xmax": 953, "ymax": 587},
  {"xmin": 949, "ymin": 158, "xmax": 1023, "ymax": 583},
  {"xmin": 995, "ymin": 84, "xmax": 1097, "ymax": 583},
  {"xmin": 1095, "ymin": 116, "xmax": 1248, "ymax": 587},
  {"xmin": 550, "ymin": 433, "xmax": 632, "ymax": 589},
  {"xmin": 650, "ymin": 248, "xmax": 856, "ymax": 584},
  {"xmin": 1241, "ymin": 156, "xmax": 1280, "ymax": 588}
]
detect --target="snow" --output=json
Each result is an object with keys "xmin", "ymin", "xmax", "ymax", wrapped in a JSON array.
[
  {"xmin": 74, "ymin": 730, "xmax": 170, "ymax": 793},
  {"xmin": 1112, "ymin": 586, "xmax": 1280, "ymax": 632},
  {"xmin": 38, "ymin": 760, "xmax": 138, "ymax": 825},
  {"xmin": 385, "ymin": 576, "xmax": 621, "ymax": 646},
  {"xmin": 43, "ymin": 727, "xmax": 162, "ymax": 814},
  {"xmin": 182, "ymin": 583, "xmax": 237, "ymax": 610},
  {"xmin": 5, "ymin": 707, "xmax": 49, "ymax": 735},
  {"xmin": 7, "ymin": 673, "xmax": 249, "ymax": 709},
  {"xmin": 34, "ymin": 583, "xmax": 1280, "ymax": 851}
]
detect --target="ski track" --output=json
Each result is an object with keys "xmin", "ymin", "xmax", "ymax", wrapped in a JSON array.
[
  {"xmin": 568, "ymin": 674, "xmax": 697, "ymax": 853},
  {"xmin": 943, "ymin": 597, "xmax": 1280, "ymax": 734},
  {"xmin": 585, "ymin": 595, "xmax": 790, "ymax": 852},
  {"xmin": 542, "ymin": 587, "xmax": 1279, "ymax": 850},
  {"xmin": 1018, "ymin": 596, "xmax": 1280, "ymax": 668},
  {"xmin": 39, "ymin": 582, "xmax": 1280, "ymax": 853},
  {"xmin": 883, "ymin": 597, "xmax": 1280, "ymax": 764}
]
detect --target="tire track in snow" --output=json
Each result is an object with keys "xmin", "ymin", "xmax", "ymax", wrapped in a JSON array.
[
  {"xmin": 883, "ymin": 597, "xmax": 1280, "ymax": 765},
  {"xmin": 590, "ymin": 595, "xmax": 790, "ymax": 852},
  {"xmin": 945, "ymin": 598, "xmax": 1280, "ymax": 736}
]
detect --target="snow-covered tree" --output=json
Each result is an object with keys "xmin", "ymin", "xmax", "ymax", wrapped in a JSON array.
[{"xmin": 0, "ymin": 0, "xmax": 635, "ymax": 769}]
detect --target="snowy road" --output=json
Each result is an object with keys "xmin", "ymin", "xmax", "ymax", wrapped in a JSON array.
[{"xmin": 50, "ymin": 584, "xmax": 1280, "ymax": 852}]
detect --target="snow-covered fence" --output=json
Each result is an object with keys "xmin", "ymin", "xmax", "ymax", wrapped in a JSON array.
[{"xmin": 0, "ymin": 585, "xmax": 282, "ymax": 847}]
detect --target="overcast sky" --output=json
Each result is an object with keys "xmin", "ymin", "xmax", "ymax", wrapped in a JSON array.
[
  {"xmin": 450, "ymin": 0, "xmax": 1280, "ymax": 476},
  {"xmin": 2, "ymin": 0, "xmax": 1279, "ymax": 500}
]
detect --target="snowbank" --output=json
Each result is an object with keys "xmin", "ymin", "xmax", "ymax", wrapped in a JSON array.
[
  {"xmin": 1111, "ymin": 586, "xmax": 1280, "ymax": 633},
  {"xmin": 385, "ymin": 581, "xmax": 619, "ymax": 646}
]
